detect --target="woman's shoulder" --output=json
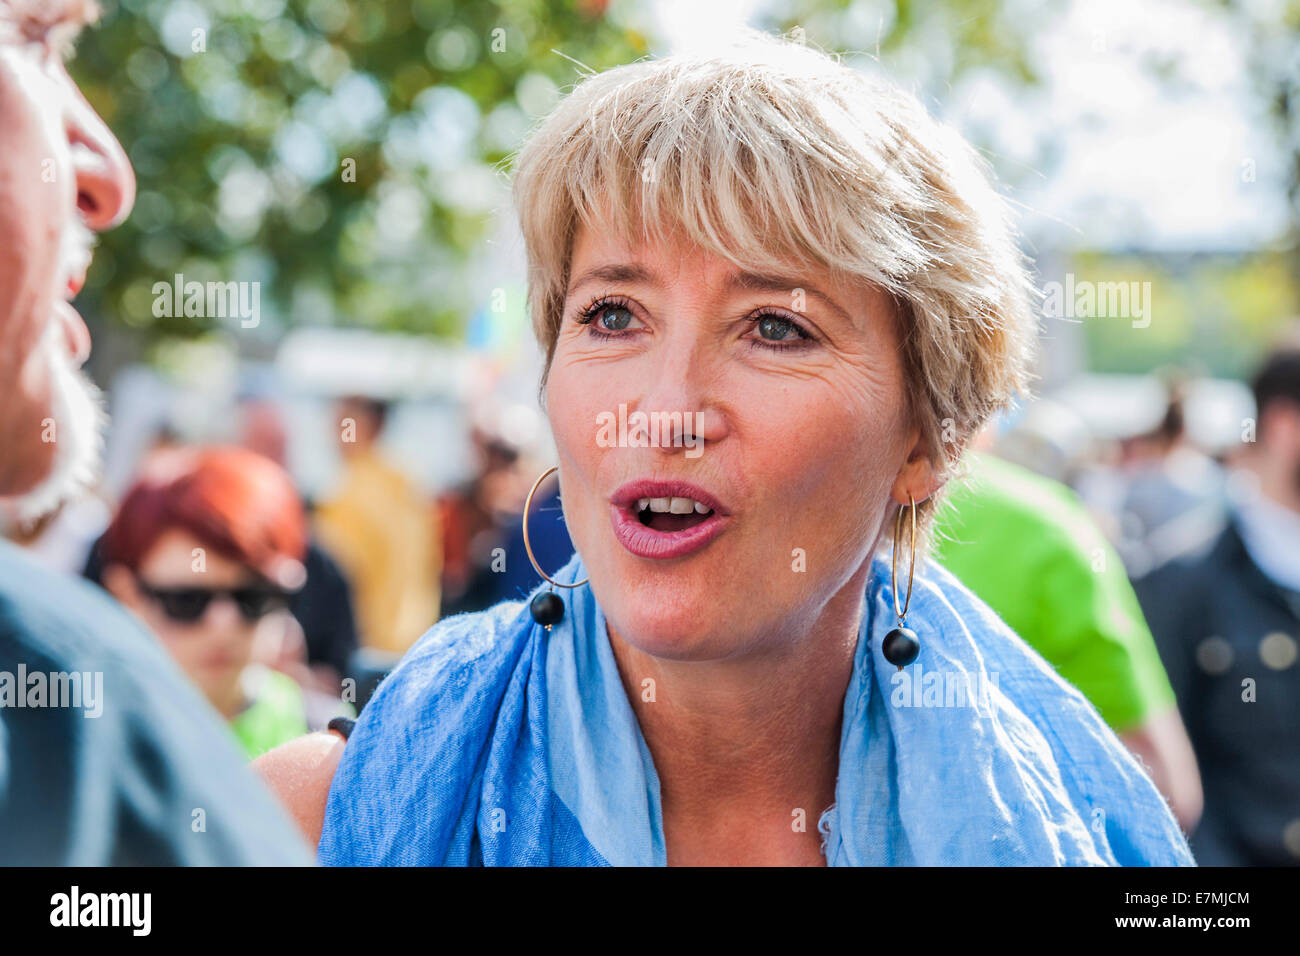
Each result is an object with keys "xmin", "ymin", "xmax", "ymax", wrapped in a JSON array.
[
  {"xmin": 254, "ymin": 598, "xmax": 540, "ymax": 853},
  {"xmin": 903, "ymin": 557, "xmax": 1193, "ymax": 865},
  {"xmin": 313, "ymin": 598, "xmax": 543, "ymax": 863},
  {"xmin": 911, "ymin": 553, "xmax": 1126, "ymax": 739},
  {"xmin": 382, "ymin": 599, "xmax": 534, "ymax": 697},
  {"xmin": 252, "ymin": 731, "xmax": 346, "ymax": 846},
  {"xmin": 336, "ymin": 598, "xmax": 538, "ymax": 752}
]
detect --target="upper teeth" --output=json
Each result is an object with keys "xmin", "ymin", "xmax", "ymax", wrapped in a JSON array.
[{"xmin": 637, "ymin": 497, "xmax": 712, "ymax": 515}]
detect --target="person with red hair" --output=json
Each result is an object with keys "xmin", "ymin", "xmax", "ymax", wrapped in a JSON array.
[{"xmin": 98, "ymin": 446, "xmax": 344, "ymax": 757}]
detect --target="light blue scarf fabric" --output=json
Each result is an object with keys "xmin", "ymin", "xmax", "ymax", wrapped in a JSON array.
[{"xmin": 318, "ymin": 551, "xmax": 1194, "ymax": 866}]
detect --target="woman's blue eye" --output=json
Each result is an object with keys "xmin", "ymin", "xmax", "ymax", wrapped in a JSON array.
[
  {"xmin": 757, "ymin": 314, "xmax": 799, "ymax": 341},
  {"xmin": 599, "ymin": 306, "xmax": 634, "ymax": 331}
]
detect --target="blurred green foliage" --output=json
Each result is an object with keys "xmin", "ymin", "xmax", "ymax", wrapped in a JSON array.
[
  {"xmin": 67, "ymin": 0, "xmax": 1299, "ymax": 382},
  {"xmin": 71, "ymin": 0, "xmax": 1051, "ymax": 353},
  {"xmin": 770, "ymin": 0, "xmax": 1038, "ymax": 84},
  {"xmin": 1073, "ymin": 251, "xmax": 1299, "ymax": 378},
  {"xmin": 1225, "ymin": 0, "xmax": 1300, "ymax": 291},
  {"xmin": 71, "ymin": 0, "xmax": 645, "ymax": 344}
]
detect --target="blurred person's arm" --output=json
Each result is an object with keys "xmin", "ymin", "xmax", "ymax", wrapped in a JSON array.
[
  {"xmin": 437, "ymin": 493, "xmax": 472, "ymax": 599},
  {"xmin": 429, "ymin": 497, "xmax": 444, "ymax": 620},
  {"xmin": 254, "ymin": 608, "xmax": 315, "ymax": 685},
  {"xmin": 253, "ymin": 730, "xmax": 347, "ymax": 848},
  {"xmin": 1118, "ymin": 707, "xmax": 1203, "ymax": 832}
]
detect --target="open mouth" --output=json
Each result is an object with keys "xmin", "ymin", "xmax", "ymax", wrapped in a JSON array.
[
  {"xmin": 609, "ymin": 481, "xmax": 729, "ymax": 559},
  {"xmin": 633, "ymin": 496, "xmax": 714, "ymax": 533}
]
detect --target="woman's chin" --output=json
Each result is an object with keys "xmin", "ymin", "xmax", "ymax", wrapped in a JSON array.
[
  {"xmin": 602, "ymin": 592, "xmax": 751, "ymax": 662},
  {"xmin": 590, "ymin": 543, "xmax": 777, "ymax": 659}
]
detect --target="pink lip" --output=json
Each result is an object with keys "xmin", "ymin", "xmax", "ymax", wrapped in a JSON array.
[{"xmin": 608, "ymin": 478, "xmax": 731, "ymax": 560}]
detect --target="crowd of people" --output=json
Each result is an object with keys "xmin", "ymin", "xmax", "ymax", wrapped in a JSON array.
[
  {"xmin": 9, "ymin": 389, "xmax": 569, "ymax": 757},
  {"xmin": 0, "ymin": 2, "xmax": 1295, "ymax": 867}
]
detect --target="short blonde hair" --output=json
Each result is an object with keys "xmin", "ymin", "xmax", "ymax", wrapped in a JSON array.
[{"xmin": 511, "ymin": 32, "xmax": 1038, "ymax": 550}]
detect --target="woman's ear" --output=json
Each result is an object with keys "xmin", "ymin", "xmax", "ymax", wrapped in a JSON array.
[
  {"xmin": 890, "ymin": 426, "xmax": 945, "ymax": 506},
  {"xmin": 101, "ymin": 562, "xmax": 142, "ymax": 611}
]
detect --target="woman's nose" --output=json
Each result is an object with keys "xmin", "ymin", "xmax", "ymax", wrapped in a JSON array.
[
  {"xmin": 64, "ymin": 87, "xmax": 135, "ymax": 231},
  {"xmin": 638, "ymin": 346, "xmax": 729, "ymax": 448}
]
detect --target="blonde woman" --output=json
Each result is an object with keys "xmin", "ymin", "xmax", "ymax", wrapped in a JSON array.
[{"xmin": 258, "ymin": 34, "xmax": 1194, "ymax": 867}]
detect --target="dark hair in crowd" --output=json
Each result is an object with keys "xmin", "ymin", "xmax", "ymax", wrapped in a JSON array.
[{"xmin": 1251, "ymin": 347, "xmax": 1300, "ymax": 427}]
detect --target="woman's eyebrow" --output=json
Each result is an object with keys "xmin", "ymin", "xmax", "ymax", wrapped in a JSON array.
[
  {"xmin": 725, "ymin": 271, "xmax": 852, "ymax": 323},
  {"xmin": 566, "ymin": 263, "xmax": 660, "ymax": 296}
]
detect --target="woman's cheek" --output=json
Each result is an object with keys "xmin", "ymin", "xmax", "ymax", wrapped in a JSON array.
[
  {"xmin": 551, "ymin": 353, "xmax": 640, "ymax": 457},
  {"xmin": 548, "ymin": 366, "xmax": 600, "ymax": 465},
  {"xmin": 772, "ymin": 382, "xmax": 895, "ymax": 546},
  {"xmin": 545, "ymin": 361, "xmax": 609, "ymax": 551}
]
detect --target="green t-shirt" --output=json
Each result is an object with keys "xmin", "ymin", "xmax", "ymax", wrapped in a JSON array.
[
  {"xmin": 229, "ymin": 667, "xmax": 310, "ymax": 759},
  {"xmin": 931, "ymin": 454, "xmax": 1176, "ymax": 732}
]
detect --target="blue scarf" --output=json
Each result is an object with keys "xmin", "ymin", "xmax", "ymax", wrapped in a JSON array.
[{"xmin": 319, "ymin": 552, "xmax": 1194, "ymax": 866}]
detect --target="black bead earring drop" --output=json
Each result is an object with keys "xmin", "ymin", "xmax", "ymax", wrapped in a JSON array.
[
  {"xmin": 882, "ymin": 625, "xmax": 920, "ymax": 668},
  {"xmin": 530, "ymin": 590, "xmax": 565, "ymax": 628},
  {"xmin": 523, "ymin": 466, "xmax": 589, "ymax": 631},
  {"xmin": 882, "ymin": 493, "xmax": 921, "ymax": 670}
]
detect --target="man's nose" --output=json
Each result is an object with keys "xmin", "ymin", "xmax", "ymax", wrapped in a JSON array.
[{"xmin": 64, "ymin": 90, "xmax": 135, "ymax": 230}]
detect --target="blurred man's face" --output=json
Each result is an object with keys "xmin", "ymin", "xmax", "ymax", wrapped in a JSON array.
[
  {"xmin": 335, "ymin": 399, "xmax": 382, "ymax": 455},
  {"xmin": 1265, "ymin": 400, "xmax": 1300, "ymax": 498},
  {"xmin": 0, "ymin": 1, "xmax": 135, "ymax": 514}
]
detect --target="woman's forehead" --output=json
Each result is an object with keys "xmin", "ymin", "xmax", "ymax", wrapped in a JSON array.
[
  {"xmin": 567, "ymin": 218, "xmax": 849, "ymax": 297},
  {"xmin": 564, "ymin": 217, "xmax": 883, "ymax": 328}
]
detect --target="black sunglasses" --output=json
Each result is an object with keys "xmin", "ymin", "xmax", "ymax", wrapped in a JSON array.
[{"xmin": 137, "ymin": 582, "xmax": 291, "ymax": 624}]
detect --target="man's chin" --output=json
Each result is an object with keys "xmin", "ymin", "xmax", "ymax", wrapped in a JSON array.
[{"xmin": 10, "ymin": 349, "xmax": 106, "ymax": 524}]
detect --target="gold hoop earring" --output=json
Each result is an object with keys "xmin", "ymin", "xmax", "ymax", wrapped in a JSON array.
[
  {"xmin": 883, "ymin": 492, "xmax": 921, "ymax": 670},
  {"xmin": 523, "ymin": 466, "xmax": 588, "ymax": 631}
]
